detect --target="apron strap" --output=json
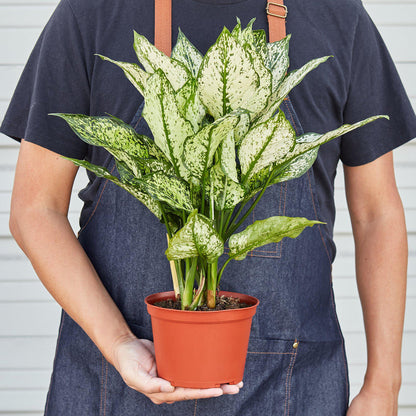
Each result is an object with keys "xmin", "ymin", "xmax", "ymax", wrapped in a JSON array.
[
  {"xmin": 266, "ymin": 1, "xmax": 287, "ymax": 42},
  {"xmin": 154, "ymin": 0, "xmax": 172, "ymax": 55},
  {"xmin": 154, "ymin": 0, "xmax": 287, "ymax": 52}
]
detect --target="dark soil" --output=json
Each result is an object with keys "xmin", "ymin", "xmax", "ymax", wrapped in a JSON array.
[{"xmin": 154, "ymin": 294, "xmax": 251, "ymax": 311}]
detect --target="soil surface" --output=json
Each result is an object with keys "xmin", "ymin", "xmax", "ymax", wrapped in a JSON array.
[{"xmin": 154, "ymin": 294, "xmax": 251, "ymax": 311}]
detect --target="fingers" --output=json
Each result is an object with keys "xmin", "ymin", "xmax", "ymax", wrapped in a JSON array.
[
  {"xmin": 146, "ymin": 387, "xmax": 224, "ymax": 405},
  {"xmin": 220, "ymin": 381, "xmax": 243, "ymax": 395}
]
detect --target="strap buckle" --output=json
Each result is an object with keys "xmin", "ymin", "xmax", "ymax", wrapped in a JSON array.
[{"xmin": 266, "ymin": 2, "xmax": 288, "ymax": 19}]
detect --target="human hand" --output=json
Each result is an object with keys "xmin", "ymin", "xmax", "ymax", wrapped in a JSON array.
[
  {"xmin": 112, "ymin": 335, "xmax": 243, "ymax": 404},
  {"xmin": 347, "ymin": 385, "xmax": 399, "ymax": 416}
]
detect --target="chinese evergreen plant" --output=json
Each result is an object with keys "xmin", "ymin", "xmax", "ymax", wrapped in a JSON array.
[{"xmin": 53, "ymin": 20, "xmax": 386, "ymax": 310}]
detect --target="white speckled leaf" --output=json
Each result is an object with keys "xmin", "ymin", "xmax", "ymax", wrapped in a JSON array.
[
  {"xmin": 234, "ymin": 112, "xmax": 251, "ymax": 146},
  {"xmin": 172, "ymin": 29, "xmax": 203, "ymax": 78},
  {"xmin": 255, "ymin": 56, "xmax": 331, "ymax": 124},
  {"xmin": 138, "ymin": 172, "xmax": 194, "ymax": 212},
  {"xmin": 175, "ymin": 79, "xmax": 206, "ymax": 132},
  {"xmin": 142, "ymin": 70, "xmax": 194, "ymax": 180},
  {"xmin": 197, "ymin": 27, "xmax": 271, "ymax": 118},
  {"xmin": 183, "ymin": 111, "xmax": 242, "ymax": 182},
  {"xmin": 239, "ymin": 110, "xmax": 296, "ymax": 183},
  {"xmin": 265, "ymin": 35, "xmax": 291, "ymax": 90},
  {"xmin": 133, "ymin": 31, "xmax": 190, "ymax": 91},
  {"xmin": 218, "ymin": 132, "xmax": 238, "ymax": 183},
  {"xmin": 96, "ymin": 55, "xmax": 148, "ymax": 96},
  {"xmin": 166, "ymin": 210, "xmax": 224, "ymax": 262},
  {"xmin": 65, "ymin": 158, "xmax": 162, "ymax": 219},
  {"xmin": 228, "ymin": 216, "xmax": 322, "ymax": 260},
  {"xmin": 207, "ymin": 164, "xmax": 245, "ymax": 210},
  {"xmin": 51, "ymin": 113, "xmax": 150, "ymax": 176}
]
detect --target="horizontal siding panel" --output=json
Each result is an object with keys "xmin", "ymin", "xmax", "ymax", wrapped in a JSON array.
[
  {"xmin": 0, "ymin": 5, "xmax": 55, "ymax": 27},
  {"xmin": 0, "ymin": 303, "xmax": 61, "ymax": 336},
  {"xmin": 0, "ymin": 370, "xmax": 51, "ymax": 390},
  {"xmin": 378, "ymin": 26, "xmax": 416, "ymax": 62},
  {"xmin": 0, "ymin": 258, "xmax": 36, "ymax": 281},
  {"xmin": 365, "ymin": 4, "xmax": 416, "ymax": 25},
  {"xmin": 0, "ymin": 391, "xmax": 46, "ymax": 412},
  {"xmin": 0, "ymin": 337, "xmax": 55, "ymax": 369},
  {"xmin": 0, "ymin": 0, "xmax": 58, "ymax": 4},
  {"xmin": 0, "ymin": 281, "xmax": 52, "ymax": 302}
]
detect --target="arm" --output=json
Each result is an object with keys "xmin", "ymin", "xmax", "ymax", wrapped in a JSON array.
[
  {"xmin": 344, "ymin": 152, "xmax": 407, "ymax": 416},
  {"xmin": 10, "ymin": 140, "xmax": 241, "ymax": 403}
]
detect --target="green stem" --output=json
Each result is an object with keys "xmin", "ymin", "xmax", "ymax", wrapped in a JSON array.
[
  {"xmin": 182, "ymin": 257, "xmax": 198, "ymax": 310},
  {"xmin": 217, "ymin": 254, "xmax": 238, "ymax": 285},
  {"xmin": 207, "ymin": 261, "xmax": 218, "ymax": 309},
  {"xmin": 225, "ymin": 172, "xmax": 274, "ymax": 240}
]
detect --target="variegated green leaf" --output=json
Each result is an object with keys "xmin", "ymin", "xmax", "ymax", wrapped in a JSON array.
[
  {"xmin": 207, "ymin": 164, "xmax": 245, "ymax": 210},
  {"xmin": 254, "ymin": 56, "xmax": 332, "ymax": 124},
  {"xmin": 138, "ymin": 172, "xmax": 194, "ymax": 212},
  {"xmin": 171, "ymin": 28, "xmax": 203, "ymax": 78},
  {"xmin": 234, "ymin": 112, "xmax": 251, "ymax": 146},
  {"xmin": 239, "ymin": 110, "xmax": 296, "ymax": 183},
  {"xmin": 175, "ymin": 79, "xmax": 206, "ymax": 132},
  {"xmin": 228, "ymin": 216, "xmax": 322, "ymax": 260},
  {"xmin": 142, "ymin": 70, "xmax": 194, "ymax": 180},
  {"xmin": 64, "ymin": 158, "xmax": 162, "ymax": 219},
  {"xmin": 183, "ymin": 111, "xmax": 242, "ymax": 183},
  {"xmin": 218, "ymin": 131, "xmax": 238, "ymax": 183},
  {"xmin": 265, "ymin": 35, "xmax": 291, "ymax": 90},
  {"xmin": 134, "ymin": 31, "xmax": 189, "ymax": 91},
  {"xmin": 96, "ymin": 55, "xmax": 148, "ymax": 96},
  {"xmin": 197, "ymin": 27, "xmax": 271, "ymax": 118},
  {"xmin": 51, "ymin": 113, "xmax": 150, "ymax": 176},
  {"xmin": 166, "ymin": 210, "xmax": 224, "ymax": 262}
]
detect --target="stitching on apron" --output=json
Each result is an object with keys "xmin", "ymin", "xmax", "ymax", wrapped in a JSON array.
[
  {"xmin": 329, "ymin": 279, "xmax": 349, "ymax": 404},
  {"xmin": 99, "ymin": 355, "xmax": 104, "ymax": 415},
  {"xmin": 78, "ymin": 163, "xmax": 117, "ymax": 236},
  {"xmin": 284, "ymin": 346, "xmax": 298, "ymax": 416},
  {"xmin": 44, "ymin": 312, "xmax": 66, "ymax": 415},
  {"xmin": 193, "ymin": 399, "xmax": 198, "ymax": 416},
  {"xmin": 283, "ymin": 346, "xmax": 298, "ymax": 416},
  {"xmin": 307, "ymin": 170, "xmax": 332, "ymax": 265}
]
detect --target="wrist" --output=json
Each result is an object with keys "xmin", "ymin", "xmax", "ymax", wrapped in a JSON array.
[
  {"xmin": 110, "ymin": 331, "xmax": 138, "ymax": 370},
  {"xmin": 363, "ymin": 369, "xmax": 401, "ymax": 396}
]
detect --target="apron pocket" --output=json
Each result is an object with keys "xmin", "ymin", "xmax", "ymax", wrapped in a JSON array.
[{"xmin": 240, "ymin": 337, "xmax": 298, "ymax": 416}]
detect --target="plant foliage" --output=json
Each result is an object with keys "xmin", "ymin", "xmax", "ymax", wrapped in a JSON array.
[{"xmin": 53, "ymin": 19, "xmax": 387, "ymax": 309}]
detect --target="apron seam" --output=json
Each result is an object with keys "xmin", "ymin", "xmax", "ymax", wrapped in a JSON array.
[
  {"xmin": 284, "ymin": 346, "xmax": 298, "ymax": 416},
  {"xmin": 247, "ymin": 351, "xmax": 294, "ymax": 355},
  {"xmin": 103, "ymin": 360, "xmax": 109, "ymax": 415},
  {"xmin": 78, "ymin": 163, "xmax": 116, "ymax": 236},
  {"xmin": 307, "ymin": 170, "xmax": 332, "ymax": 265},
  {"xmin": 44, "ymin": 311, "xmax": 66, "ymax": 415},
  {"xmin": 193, "ymin": 399, "xmax": 198, "ymax": 416}
]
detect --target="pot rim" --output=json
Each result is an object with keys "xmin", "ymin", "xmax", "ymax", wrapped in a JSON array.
[{"xmin": 145, "ymin": 290, "xmax": 259, "ymax": 321}]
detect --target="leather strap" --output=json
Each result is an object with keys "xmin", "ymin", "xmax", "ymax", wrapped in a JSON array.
[
  {"xmin": 266, "ymin": 1, "xmax": 287, "ymax": 42},
  {"xmin": 154, "ymin": 0, "xmax": 287, "ymax": 54},
  {"xmin": 154, "ymin": 0, "xmax": 172, "ymax": 55}
]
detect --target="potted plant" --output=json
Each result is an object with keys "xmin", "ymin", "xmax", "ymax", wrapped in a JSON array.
[{"xmin": 52, "ymin": 19, "xmax": 386, "ymax": 388}]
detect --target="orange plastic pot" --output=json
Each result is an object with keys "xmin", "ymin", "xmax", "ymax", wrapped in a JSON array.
[{"xmin": 145, "ymin": 290, "xmax": 259, "ymax": 388}]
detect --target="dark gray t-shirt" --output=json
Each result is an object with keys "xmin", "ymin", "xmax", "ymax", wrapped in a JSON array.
[{"xmin": 1, "ymin": 0, "xmax": 416, "ymax": 248}]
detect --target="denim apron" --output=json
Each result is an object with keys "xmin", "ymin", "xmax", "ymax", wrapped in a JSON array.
[{"xmin": 44, "ymin": 97, "xmax": 350, "ymax": 415}]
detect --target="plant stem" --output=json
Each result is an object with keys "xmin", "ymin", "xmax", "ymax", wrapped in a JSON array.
[
  {"xmin": 182, "ymin": 257, "xmax": 198, "ymax": 310},
  {"xmin": 217, "ymin": 255, "xmax": 237, "ymax": 285},
  {"xmin": 225, "ymin": 171, "xmax": 274, "ymax": 239},
  {"xmin": 207, "ymin": 261, "xmax": 218, "ymax": 309}
]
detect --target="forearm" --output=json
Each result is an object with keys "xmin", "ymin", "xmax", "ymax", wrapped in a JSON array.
[
  {"xmin": 352, "ymin": 202, "xmax": 407, "ymax": 392},
  {"xmin": 10, "ymin": 206, "xmax": 135, "ymax": 365}
]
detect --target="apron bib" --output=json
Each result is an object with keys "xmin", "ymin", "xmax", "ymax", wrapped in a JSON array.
[{"xmin": 45, "ymin": 2, "xmax": 349, "ymax": 414}]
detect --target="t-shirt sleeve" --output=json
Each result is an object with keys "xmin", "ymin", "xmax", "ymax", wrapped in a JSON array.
[
  {"xmin": 0, "ymin": 0, "xmax": 89, "ymax": 159},
  {"xmin": 340, "ymin": 5, "xmax": 416, "ymax": 166}
]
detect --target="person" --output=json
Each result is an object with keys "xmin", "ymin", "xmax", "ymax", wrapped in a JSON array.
[{"xmin": 1, "ymin": 0, "xmax": 415, "ymax": 414}]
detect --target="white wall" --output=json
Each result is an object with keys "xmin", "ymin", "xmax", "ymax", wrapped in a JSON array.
[{"xmin": 0, "ymin": 0, "xmax": 415, "ymax": 414}]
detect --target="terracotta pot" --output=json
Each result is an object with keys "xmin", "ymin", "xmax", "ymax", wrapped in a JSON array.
[{"xmin": 145, "ymin": 290, "xmax": 259, "ymax": 388}]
